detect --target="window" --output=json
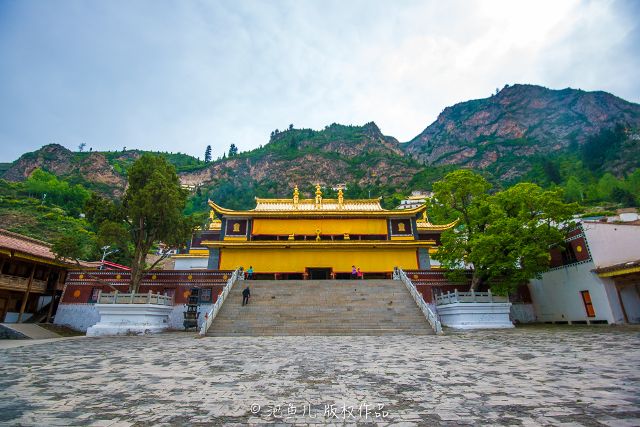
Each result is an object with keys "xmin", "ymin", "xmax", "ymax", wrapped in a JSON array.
[
  {"xmin": 561, "ymin": 244, "xmax": 578, "ymax": 265},
  {"xmin": 200, "ymin": 288, "xmax": 212, "ymax": 303},
  {"xmin": 580, "ymin": 290, "xmax": 595, "ymax": 317}
]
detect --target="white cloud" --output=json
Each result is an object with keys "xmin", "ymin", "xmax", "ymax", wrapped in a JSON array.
[{"xmin": 0, "ymin": 0, "xmax": 638, "ymax": 162}]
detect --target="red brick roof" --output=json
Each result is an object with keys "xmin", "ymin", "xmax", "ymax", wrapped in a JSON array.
[{"xmin": 0, "ymin": 229, "xmax": 91, "ymax": 267}]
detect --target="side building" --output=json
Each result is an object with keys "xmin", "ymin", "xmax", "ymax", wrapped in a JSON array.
[
  {"xmin": 528, "ymin": 221, "xmax": 640, "ymax": 324},
  {"xmin": 0, "ymin": 229, "xmax": 81, "ymax": 323}
]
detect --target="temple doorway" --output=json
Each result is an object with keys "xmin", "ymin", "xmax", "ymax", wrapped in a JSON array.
[{"xmin": 307, "ymin": 268, "xmax": 331, "ymax": 280}]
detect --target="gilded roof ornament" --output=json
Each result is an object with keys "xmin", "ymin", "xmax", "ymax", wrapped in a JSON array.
[
  {"xmin": 314, "ymin": 184, "xmax": 322, "ymax": 208},
  {"xmin": 338, "ymin": 188, "xmax": 344, "ymax": 208},
  {"xmin": 293, "ymin": 185, "xmax": 299, "ymax": 208}
]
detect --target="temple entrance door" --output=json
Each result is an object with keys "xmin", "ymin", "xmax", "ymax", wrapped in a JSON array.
[{"xmin": 307, "ymin": 268, "xmax": 331, "ymax": 280}]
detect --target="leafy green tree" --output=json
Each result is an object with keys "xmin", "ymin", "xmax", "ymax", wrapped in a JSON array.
[
  {"xmin": 24, "ymin": 169, "xmax": 90, "ymax": 216},
  {"xmin": 596, "ymin": 173, "xmax": 621, "ymax": 200},
  {"xmin": 96, "ymin": 220, "xmax": 133, "ymax": 266},
  {"xmin": 564, "ymin": 176, "xmax": 584, "ymax": 202},
  {"xmin": 432, "ymin": 170, "xmax": 577, "ymax": 293},
  {"xmin": 627, "ymin": 169, "xmax": 640, "ymax": 199},
  {"xmin": 51, "ymin": 232, "xmax": 95, "ymax": 263},
  {"xmin": 581, "ymin": 124, "xmax": 626, "ymax": 172},
  {"xmin": 122, "ymin": 154, "xmax": 195, "ymax": 292},
  {"xmin": 228, "ymin": 144, "xmax": 238, "ymax": 157},
  {"xmin": 84, "ymin": 193, "xmax": 122, "ymax": 228},
  {"xmin": 611, "ymin": 187, "xmax": 637, "ymax": 207}
]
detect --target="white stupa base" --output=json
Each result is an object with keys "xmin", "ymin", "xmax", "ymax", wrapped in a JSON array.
[
  {"xmin": 438, "ymin": 302, "xmax": 514, "ymax": 329},
  {"xmin": 86, "ymin": 303, "xmax": 174, "ymax": 337}
]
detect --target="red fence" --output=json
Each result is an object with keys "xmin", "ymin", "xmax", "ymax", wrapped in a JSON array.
[{"xmin": 63, "ymin": 270, "xmax": 233, "ymax": 305}]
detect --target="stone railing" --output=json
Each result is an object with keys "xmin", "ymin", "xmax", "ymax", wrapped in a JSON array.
[
  {"xmin": 96, "ymin": 290, "xmax": 173, "ymax": 306},
  {"xmin": 393, "ymin": 267, "xmax": 443, "ymax": 335},
  {"xmin": 199, "ymin": 268, "xmax": 243, "ymax": 336},
  {"xmin": 435, "ymin": 289, "xmax": 508, "ymax": 305}
]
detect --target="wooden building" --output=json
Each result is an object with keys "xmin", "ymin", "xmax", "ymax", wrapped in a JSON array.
[{"xmin": 0, "ymin": 229, "xmax": 82, "ymax": 323}]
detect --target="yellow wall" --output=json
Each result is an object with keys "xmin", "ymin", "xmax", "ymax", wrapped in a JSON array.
[
  {"xmin": 251, "ymin": 218, "xmax": 388, "ymax": 235},
  {"xmin": 219, "ymin": 247, "xmax": 418, "ymax": 272}
]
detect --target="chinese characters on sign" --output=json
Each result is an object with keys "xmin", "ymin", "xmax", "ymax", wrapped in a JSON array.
[{"xmin": 250, "ymin": 402, "xmax": 389, "ymax": 421}]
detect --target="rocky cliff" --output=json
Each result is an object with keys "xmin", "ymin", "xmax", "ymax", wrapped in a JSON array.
[
  {"xmin": 3, "ymin": 85, "xmax": 639, "ymax": 203},
  {"xmin": 404, "ymin": 84, "xmax": 640, "ymax": 178}
]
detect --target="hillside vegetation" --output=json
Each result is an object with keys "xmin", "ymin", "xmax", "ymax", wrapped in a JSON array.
[{"xmin": 1, "ymin": 84, "xmax": 639, "ymax": 246}]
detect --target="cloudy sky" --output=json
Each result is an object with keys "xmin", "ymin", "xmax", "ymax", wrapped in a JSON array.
[{"xmin": 0, "ymin": 0, "xmax": 638, "ymax": 163}]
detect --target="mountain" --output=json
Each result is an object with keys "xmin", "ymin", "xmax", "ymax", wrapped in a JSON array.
[
  {"xmin": 404, "ymin": 84, "xmax": 640, "ymax": 179},
  {"xmin": 2, "ymin": 85, "xmax": 639, "ymax": 212},
  {"xmin": 2, "ymin": 144, "xmax": 210, "ymax": 198},
  {"xmin": 3, "ymin": 144, "xmax": 127, "ymax": 197}
]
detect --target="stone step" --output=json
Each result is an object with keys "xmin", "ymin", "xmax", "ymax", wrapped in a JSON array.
[{"xmin": 207, "ymin": 279, "xmax": 432, "ymax": 337}]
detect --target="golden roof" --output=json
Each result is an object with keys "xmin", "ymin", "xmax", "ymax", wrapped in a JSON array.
[
  {"xmin": 208, "ymin": 187, "xmax": 454, "ymax": 230},
  {"xmin": 208, "ymin": 198, "xmax": 426, "ymax": 218},
  {"xmin": 416, "ymin": 211, "xmax": 458, "ymax": 231}
]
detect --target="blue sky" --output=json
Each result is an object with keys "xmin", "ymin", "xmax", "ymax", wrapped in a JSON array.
[{"xmin": 1, "ymin": 0, "xmax": 639, "ymax": 163}]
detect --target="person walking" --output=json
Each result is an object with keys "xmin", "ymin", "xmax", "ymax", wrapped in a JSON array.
[
  {"xmin": 351, "ymin": 265, "xmax": 357, "ymax": 280},
  {"xmin": 246, "ymin": 265, "xmax": 254, "ymax": 280},
  {"xmin": 357, "ymin": 267, "xmax": 363, "ymax": 280},
  {"xmin": 242, "ymin": 285, "xmax": 251, "ymax": 306}
]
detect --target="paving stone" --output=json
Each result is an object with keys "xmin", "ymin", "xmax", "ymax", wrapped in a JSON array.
[{"xmin": 1, "ymin": 326, "xmax": 639, "ymax": 425}]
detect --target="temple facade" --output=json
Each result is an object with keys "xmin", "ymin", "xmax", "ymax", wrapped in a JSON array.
[{"xmin": 174, "ymin": 186, "xmax": 455, "ymax": 279}]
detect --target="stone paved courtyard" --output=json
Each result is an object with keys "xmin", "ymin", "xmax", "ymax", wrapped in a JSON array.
[{"xmin": 1, "ymin": 326, "xmax": 639, "ymax": 426}]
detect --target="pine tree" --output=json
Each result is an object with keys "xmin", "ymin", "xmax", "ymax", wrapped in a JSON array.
[{"xmin": 204, "ymin": 145, "xmax": 212, "ymax": 163}]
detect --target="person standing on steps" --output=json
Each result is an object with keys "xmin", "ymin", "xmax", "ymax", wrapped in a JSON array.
[
  {"xmin": 351, "ymin": 265, "xmax": 357, "ymax": 280},
  {"xmin": 246, "ymin": 265, "xmax": 254, "ymax": 280},
  {"xmin": 242, "ymin": 285, "xmax": 251, "ymax": 306}
]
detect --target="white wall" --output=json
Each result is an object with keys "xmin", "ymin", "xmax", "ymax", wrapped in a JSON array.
[
  {"xmin": 55, "ymin": 302, "xmax": 214, "ymax": 332},
  {"xmin": 582, "ymin": 222, "xmax": 640, "ymax": 268},
  {"xmin": 620, "ymin": 285, "xmax": 640, "ymax": 323},
  {"xmin": 510, "ymin": 304, "xmax": 536, "ymax": 323},
  {"xmin": 54, "ymin": 304, "xmax": 100, "ymax": 332},
  {"xmin": 173, "ymin": 257, "xmax": 208, "ymax": 270},
  {"xmin": 528, "ymin": 261, "xmax": 620, "ymax": 324}
]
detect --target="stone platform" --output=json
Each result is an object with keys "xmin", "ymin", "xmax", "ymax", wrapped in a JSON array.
[{"xmin": 1, "ymin": 325, "xmax": 639, "ymax": 425}]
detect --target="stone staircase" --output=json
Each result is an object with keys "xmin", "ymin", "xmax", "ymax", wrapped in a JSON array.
[{"xmin": 206, "ymin": 279, "xmax": 432, "ymax": 336}]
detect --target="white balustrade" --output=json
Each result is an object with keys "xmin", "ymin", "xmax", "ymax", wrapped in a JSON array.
[
  {"xmin": 393, "ymin": 267, "xmax": 443, "ymax": 335},
  {"xmin": 199, "ymin": 268, "xmax": 243, "ymax": 336}
]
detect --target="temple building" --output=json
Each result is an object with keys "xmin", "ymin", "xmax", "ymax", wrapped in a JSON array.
[
  {"xmin": 174, "ymin": 185, "xmax": 455, "ymax": 279},
  {"xmin": 0, "ymin": 229, "xmax": 84, "ymax": 323}
]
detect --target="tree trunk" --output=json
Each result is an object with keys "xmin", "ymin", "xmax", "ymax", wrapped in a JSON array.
[
  {"xmin": 129, "ymin": 245, "xmax": 147, "ymax": 293},
  {"xmin": 470, "ymin": 270, "xmax": 483, "ymax": 291}
]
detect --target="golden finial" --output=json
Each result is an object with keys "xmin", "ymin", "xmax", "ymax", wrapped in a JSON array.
[
  {"xmin": 293, "ymin": 185, "xmax": 299, "ymax": 207},
  {"xmin": 338, "ymin": 188, "xmax": 344, "ymax": 207},
  {"xmin": 421, "ymin": 210, "xmax": 431, "ymax": 225},
  {"xmin": 314, "ymin": 184, "xmax": 322, "ymax": 207}
]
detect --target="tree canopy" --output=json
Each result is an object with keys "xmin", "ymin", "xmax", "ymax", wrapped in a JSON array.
[
  {"xmin": 51, "ymin": 154, "xmax": 196, "ymax": 292},
  {"xmin": 431, "ymin": 170, "xmax": 577, "ymax": 294},
  {"xmin": 122, "ymin": 154, "xmax": 194, "ymax": 292}
]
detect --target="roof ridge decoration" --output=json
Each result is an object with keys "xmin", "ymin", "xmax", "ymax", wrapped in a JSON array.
[
  {"xmin": 208, "ymin": 186, "xmax": 438, "ymax": 216},
  {"xmin": 293, "ymin": 185, "xmax": 299, "ymax": 209},
  {"xmin": 314, "ymin": 184, "xmax": 322, "ymax": 209}
]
